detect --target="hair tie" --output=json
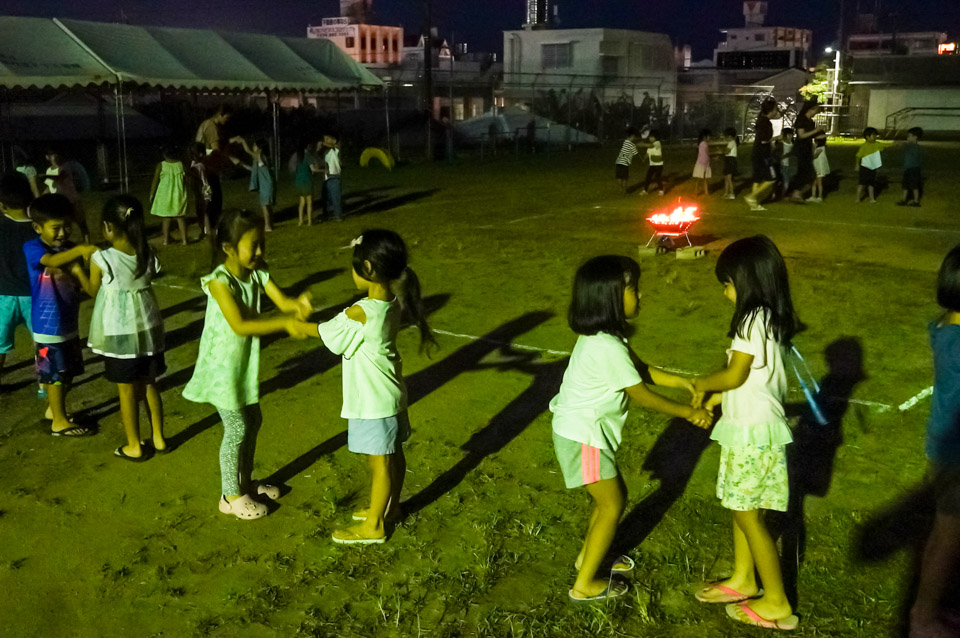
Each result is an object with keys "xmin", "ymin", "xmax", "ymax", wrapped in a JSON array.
[
  {"xmin": 350, "ymin": 235, "xmax": 363, "ymax": 248},
  {"xmin": 123, "ymin": 207, "xmax": 133, "ymax": 219}
]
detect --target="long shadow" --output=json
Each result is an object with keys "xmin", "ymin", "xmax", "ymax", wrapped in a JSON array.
[
  {"xmin": 347, "ymin": 189, "xmax": 440, "ymax": 218},
  {"xmin": 611, "ymin": 418, "xmax": 712, "ymax": 557},
  {"xmin": 160, "ymin": 295, "xmax": 206, "ymax": 320},
  {"xmin": 400, "ymin": 311, "xmax": 558, "ymax": 514},
  {"xmin": 768, "ymin": 337, "xmax": 865, "ymax": 607}
]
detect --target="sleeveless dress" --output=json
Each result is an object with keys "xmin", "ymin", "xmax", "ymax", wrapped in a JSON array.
[
  {"xmin": 151, "ymin": 161, "xmax": 188, "ymax": 218},
  {"xmin": 87, "ymin": 248, "xmax": 164, "ymax": 358}
]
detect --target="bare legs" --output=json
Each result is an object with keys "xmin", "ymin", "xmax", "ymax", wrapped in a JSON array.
[
  {"xmin": 700, "ymin": 510, "xmax": 793, "ymax": 621},
  {"xmin": 298, "ymin": 196, "xmax": 314, "ymax": 226},
  {"xmin": 338, "ymin": 450, "xmax": 406, "ymax": 541},
  {"xmin": 571, "ymin": 476, "xmax": 626, "ymax": 598},
  {"xmin": 262, "ymin": 205, "xmax": 273, "ymax": 232},
  {"xmin": 161, "ymin": 218, "xmax": 189, "ymax": 245},
  {"xmin": 911, "ymin": 512, "xmax": 960, "ymax": 636},
  {"xmin": 116, "ymin": 380, "xmax": 166, "ymax": 458}
]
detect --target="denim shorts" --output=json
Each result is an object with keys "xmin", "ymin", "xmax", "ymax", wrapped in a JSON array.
[
  {"xmin": 347, "ymin": 411, "xmax": 411, "ymax": 455},
  {"xmin": 0, "ymin": 295, "xmax": 32, "ymax": 354}
]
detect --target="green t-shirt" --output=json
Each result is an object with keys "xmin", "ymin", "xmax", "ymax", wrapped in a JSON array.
[
  {"xmin": 183, "ymin": 265, "xmax": 269, "ymax": 410},
  {"xmin": 318, "ymin": 297, "xmax": 406, "ymax": 419},
  {"xmin": 856, "ymin": 141, "xmax": 883, "ymax": 169}
]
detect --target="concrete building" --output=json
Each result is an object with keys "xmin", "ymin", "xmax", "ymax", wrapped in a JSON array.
[
  {"xmin": 713, "ymin": 1, "xmax": 812, "ymax": 70},
  {"xmin": 307, "ymin": 0, "xmax": 402, "ymax": 67},
  {"xmin": 846, "ymin": 32, "xmax": 948, "ymax": 58},
  {"xmin": 501, "ymin": 27, "xmax": 677, "ymax": 109}
]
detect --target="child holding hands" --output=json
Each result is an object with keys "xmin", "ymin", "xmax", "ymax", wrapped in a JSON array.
[
  {"xmin": 182, "ymin": 209, "xmax": 312, "ymax": 519},
  {"xmin": 691, "ymin": 235, "xmax": 800, "ymax": 631},
  {"xmin": 295, "ymin": 229, "xmax": 434, "ymax": 544},
  {"xmin": 230, "ymin": 137, "xmax": 275, "ymax": 231},
  {"xmin": 551, "ymin": 255, "xmax": 710, "ymax": 602},
  {"xmin": 24, "ymin": 194, "xmax": 98, "ymax": 435}
]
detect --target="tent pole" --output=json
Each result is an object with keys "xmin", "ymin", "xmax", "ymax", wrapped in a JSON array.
[
  {"xmin": 120, "ymin": 82, "xmax": 129, "ymax": 193},
  {"xmin": 384, "ymin": 84, "xmax": 391, "ymax": 152},
  {"xmin": 114, "ymin": 82, "xmax": 124, "ymax": 192},
  {"xmin": 272, "ymin": 95, "xmax": 280, "ymax": 184}
]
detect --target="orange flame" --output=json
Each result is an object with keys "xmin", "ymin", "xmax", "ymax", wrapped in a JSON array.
[{"xmin": 647, "ymin": 205, "xmax": 700, "ymax": 227}]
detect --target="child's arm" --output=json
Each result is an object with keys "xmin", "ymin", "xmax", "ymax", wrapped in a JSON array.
[
  {"xmin": 291, "ymin": 304, "xmax": 365, "ymax": 340},
  {"xmin": 692, "ymin": 351, "xmax": 753, "ymax": 394},
  {"xmin": 625, "ymin": 382, "xmax": 712, "ymax": 428},
  {"xmin": 208, "ymin": 279, "xmax": 306, "ymax": 338},
  {"xmin": 70, "ymin": 261, "xmax": 94, "ymax": 297},
  {"xmin": 40, "ymin": 244, "xmax": 97, "ymax": 270},
  {"xmin": 80, "ymin": 259, "xmax": 104, "ymax": 298},
  {"xmin": 628, "ymin": 346, "xmax": 695, "ymax": 394},
  {"xmin": 149, "ymin": 163, "xmax": 162, "ymax": 202},
  {"xmin": 264, "ymin": 279, "xmax": 314, "ymax": 320}
]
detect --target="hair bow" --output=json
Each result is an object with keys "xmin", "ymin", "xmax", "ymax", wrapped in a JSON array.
[
  {"xmin": 123, "ymin": 207, "xmax": 134, "ymax": 219},
  {"xmin": 350, "ymin": 235, "xmax": 363, "ymax": 248}
]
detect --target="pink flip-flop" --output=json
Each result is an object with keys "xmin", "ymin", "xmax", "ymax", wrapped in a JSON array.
[
  {"xmin": 695, "ymin": 582, "xmax": 763, "ymax": 604},
  {"xmin": 726, "ymin": 601, "xmax": 799, "ymax": 631}
]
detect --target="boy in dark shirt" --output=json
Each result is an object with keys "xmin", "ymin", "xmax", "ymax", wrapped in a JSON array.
[
  {"xmin": 898, "ymin": 127, "xmax": 924, "ymax": 207},
  {"xmin": 0, "ymin": 173, "xmax": 37, "ymax": 387},
  {"xmin": 23, "ymin": 194, "xmax": 97, "ymax": 435}
]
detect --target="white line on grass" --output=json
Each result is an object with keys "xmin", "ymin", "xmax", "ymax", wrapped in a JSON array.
[
  {"xmin": 152, "ymin": 283, "xmax": 901, "ymax": 412},
  {"xmin": 899, "ymin": 386, "xmax": 934, "ymax": 412}
]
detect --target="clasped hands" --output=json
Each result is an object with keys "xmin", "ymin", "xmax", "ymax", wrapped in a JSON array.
[{"xmin": 672, "ymin": 376, "xmax": 715, "ymax": 430}]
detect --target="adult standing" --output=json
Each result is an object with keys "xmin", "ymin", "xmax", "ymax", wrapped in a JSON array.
[
  {"xmin": 195, "ymin": 105, "xmax": 232, "ymax": 262},
  {"xmin": 745, "ymin": 99, "xmax": 780, "ymax": 211},
  {"xmin": 789, "ymin": 101, "xmax": 825, "ymax": 204}
]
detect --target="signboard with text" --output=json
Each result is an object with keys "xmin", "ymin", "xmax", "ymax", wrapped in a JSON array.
[{"xmin": 308, "ymin": 24, "xmax": 358, "ymax": 39}]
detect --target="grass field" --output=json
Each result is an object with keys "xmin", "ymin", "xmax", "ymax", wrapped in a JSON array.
[{"xmin": 2, "ymin": 141, "xmax": 960, "ymax": 637}]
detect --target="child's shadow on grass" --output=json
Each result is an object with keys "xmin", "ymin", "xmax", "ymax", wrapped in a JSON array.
[
  {"xmin": 612, "ymin": 418, "xmax": 712, "ymax": 557},
  {"xmin": 769, "ymin": 337, "xmax": 864, "ymax": 608},
  {"xmin": 401, "ymin": 311, "xmax": 558, "ymax": 515}
]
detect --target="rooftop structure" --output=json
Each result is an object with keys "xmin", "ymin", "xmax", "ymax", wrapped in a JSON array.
[{"xmin": 713, "ymin": 1, "xmax": 812, "ymax": 70}]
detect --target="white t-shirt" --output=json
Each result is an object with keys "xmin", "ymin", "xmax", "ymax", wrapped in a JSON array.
[
  {"xmin": 44, "ymin": 167, "xmax": 59, "ymax": 193},
  {"xmin": 647, "ymin": 141, "xmax": 663, "ymax": 166},
  {"xmin": 711, "ymin": 309, "xmax": 793, "ymax": 447},
  {"xmin": 317, "ymin": 297, "xmax": 405, "ymax": 419},
  {"xmin": 324, "ymin": 148, "xmax": 341, "ymax": 179},
  {"xmin": 550, "ymin": 333, "xmax": 643, "ymax": 451},
  {"xmin": 726, "ymin": 140, "xmax": 738, "ymax": 158}
]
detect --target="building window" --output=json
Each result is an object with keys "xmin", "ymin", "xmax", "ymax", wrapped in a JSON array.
[
  {"xmin": 361, "ymin": 35, "xmax": 367, "ymax": 49},
  {"xmin": 755, "ymin": 33, "xmax": 765, "ymax": 41},
  {"xmin": 346, "ymin": 36, "xmax": 355, "ymax": 48},
  {"xmin": 393, "ymin": 38, "xmax": 398, "ymax": 51},
  {"xmin": 542, "ymin": 43, "xmax": 573, "ymax": 69},
  {"xmin": 601, "ymin": 56, "xmax": 619, "ymax": 76}
]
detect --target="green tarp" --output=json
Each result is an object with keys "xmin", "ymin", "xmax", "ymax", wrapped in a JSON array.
[
  {"xmin": 0, "ymin": 16, "xmax": 383, "ymax": 92},
  {"xmin": 0, "ymin": 16, "xmax": 113, "ymax": 89}
]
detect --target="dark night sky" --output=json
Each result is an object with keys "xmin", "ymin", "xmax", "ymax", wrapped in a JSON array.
[{"xmin": 4, "ymin": 1, "xmax": 960, "ymax": 61}]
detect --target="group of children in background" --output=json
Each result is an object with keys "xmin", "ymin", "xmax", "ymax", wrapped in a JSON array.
[
  {"xmin": 615, "ymin": 120, "xmax": 925, "ymax": 208},
  {"xmin": 145, "ymin": 133, "xmax": 344, "ymax": 245}
]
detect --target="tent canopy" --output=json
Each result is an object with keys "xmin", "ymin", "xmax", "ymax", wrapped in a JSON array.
[
  {"xmin": 0, "ymin": 16, "xmax": 113, "ymax": 89},
  {"xmin": 0, "ymin": 16, "xmax": 383, "ymax": 92}
]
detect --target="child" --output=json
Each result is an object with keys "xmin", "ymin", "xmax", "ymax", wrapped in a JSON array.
[
  {"xmin": 23, "ymin": 194, "xmax": 98, "ymax": 435},
  {"xmin": 692, "ymin": 130, "xmax": 713, "ymax": 197},
  {"xmin": 149, "ymin": 146, "xmax": 189, "ymax": 246},
  {"xmin": 322, "ymin": 133, "xmax": 343, "ymax": 222},
  {"xmin": 809, "ymin": 133, "xmax": 830, "ymax": 203},
  {"xmin": 855, "ymin": 127, "xmax": 883, "ymax": 204},
  {"xmin": 297, "ymin": 230, "xmax": 435, "ymax": 544},
  {"xmin": 83, "ymin": 196, "xmax": 167, "ymax": 460},
  {"xmin": 182, "ymin": 209, "xmax": 312, "ymax": 519},
  {"xmin": 615, "ymin": 127, "xmax": 641, "ymax": 195},
  {"xmin": 230, "ymin": 137, "xmax": 275, "ymax": 232},
  {"xmin": 691, "ymin": 235, "xmax": 800, "ymax": 631},
  {"xmin": 722, "ymin": 128, "xmax": 740, "ymax": 200},
  {"xmin": 638, "ymin": 130, "xmax": 665, "ymax": 196},
  {"xmin": 550, "ymin": 255, "xmax": 710, "ymax": 602},
  {"xmin": 0, "ymin": 173, "xmax": 37, "ymax": 387},
  {"xmin": 294, "ymin": 140, "xmax": 321, "ymax": 226},
  {"xmin": 776, "ymin": 128, "xmax": 795, "ymax": 196},
  {"xmin": 899, "ymin": 127, "xmax": 924, "ymax": 207},
  {"xmin": 910, "ymin": 244, "xmax": 960, "ymax": 638},
  {"xmin": 188, "ymin": 143, "xmax": 213, "ymax": 237},
  {"xmin": 43, "ymin": 149, "xmax": 90, "ymax": 243}
]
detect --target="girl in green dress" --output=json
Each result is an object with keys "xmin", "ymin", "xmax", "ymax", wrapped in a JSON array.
[
  {"xmin": 149, "ymin": 146, "xmax": 189, "ymax": 246},
  {"xmin": 182, "ymin": 209, "xmax": 313, "ymax": 520}
]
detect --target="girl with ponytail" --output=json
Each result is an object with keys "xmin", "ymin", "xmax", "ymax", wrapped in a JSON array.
[
  {"xmin": 296, "ymin": 229, "xmax": 435, "ymax": 544},
  {"xmin": 85, "ymin": 195, "xmax": 167, "ymax": 460}
]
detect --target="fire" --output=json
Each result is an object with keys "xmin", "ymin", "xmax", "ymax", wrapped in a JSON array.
[{"xmin": 646, "ymin": 205, "xmax": 700, "ymax": 227}]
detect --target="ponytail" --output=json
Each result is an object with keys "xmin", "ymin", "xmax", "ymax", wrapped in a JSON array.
[
  {"xmin": 391, "ymin": 266, "xmax": 436, "ymax": 352},
  {"xmin": 101, "ymin": 195, "xmax": 151, "ymax": 278}
]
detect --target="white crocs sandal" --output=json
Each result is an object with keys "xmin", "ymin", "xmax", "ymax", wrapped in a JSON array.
[{"xmin": 219, "ymin": 494, "xmax": 268, "ymax": 520}]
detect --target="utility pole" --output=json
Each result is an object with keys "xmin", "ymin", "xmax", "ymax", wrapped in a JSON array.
[{"xmin": 423, "ymin": 0, "xmax": 434, "ymax": 161}]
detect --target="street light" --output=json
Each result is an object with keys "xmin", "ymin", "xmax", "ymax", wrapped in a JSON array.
[{"xmin": 825, "ymin": 46, "xmax": 834, "ymax": 54}]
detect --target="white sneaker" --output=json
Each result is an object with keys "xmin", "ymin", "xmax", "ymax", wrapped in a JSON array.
[{"xmin": 749, "ymin": 204, "xmax": 768, "ymax": 212}]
